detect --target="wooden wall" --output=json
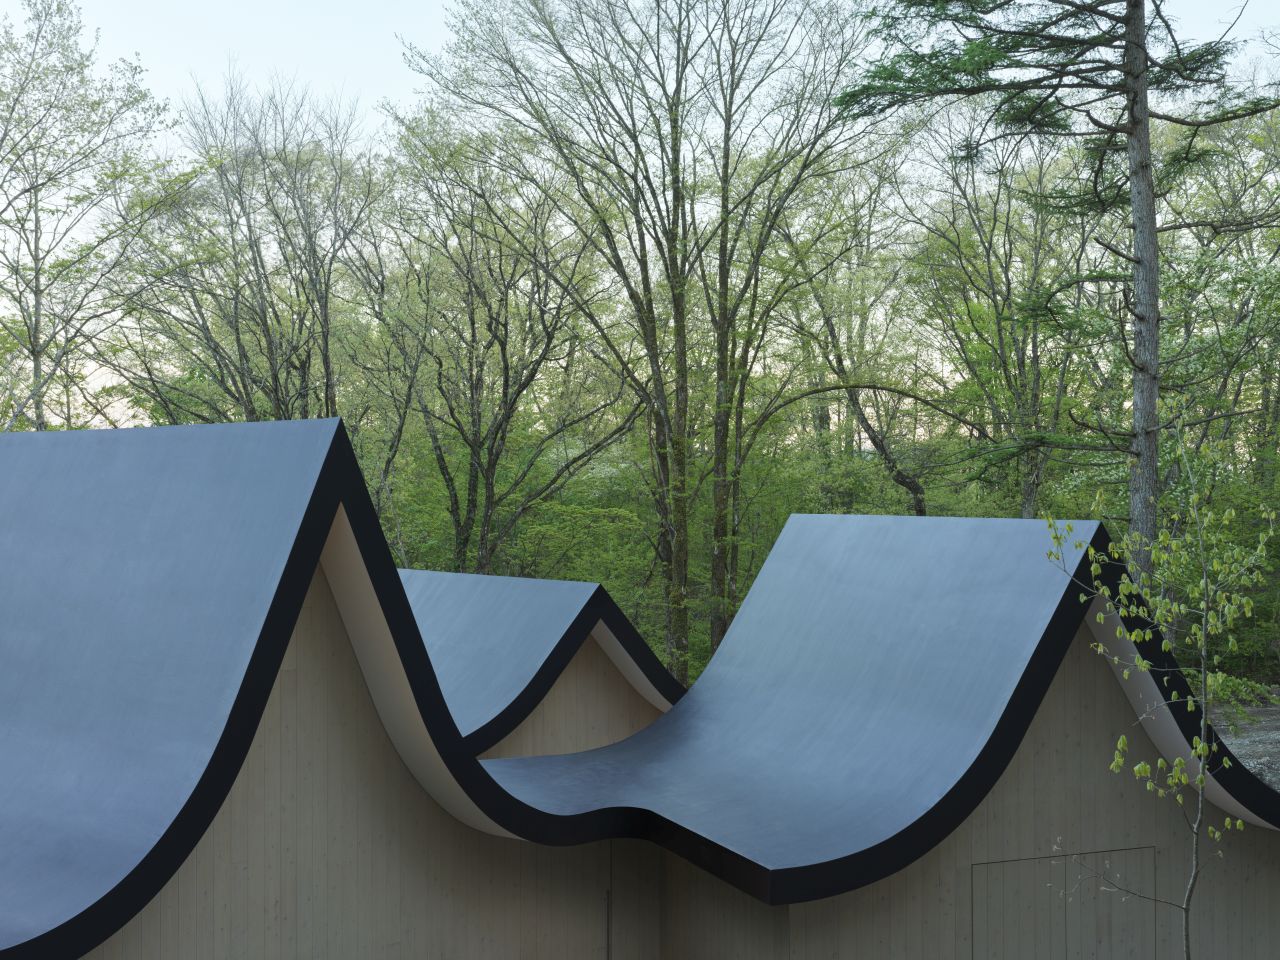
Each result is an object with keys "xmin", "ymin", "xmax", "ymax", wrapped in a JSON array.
[
  {"xmin": 679, "ymin": 630, "xmax": 1280, "ymax": 959},
  {"xmin": 482, "ymin": 634, "xmax": 661, "ymax": 759},
  {"xmin": 85, "ymin": 570, "xmax": 658, "ymax": 960},
  {"xmin": 86, "ymin": 567, "xmax": 1280, "ymax": 959}
]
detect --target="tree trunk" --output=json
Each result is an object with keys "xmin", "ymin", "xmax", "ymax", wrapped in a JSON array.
[
  {"xmin": 848, "ymin": 388, "xmax": 927, "ymax": 515},
  {"xmin": 659, "ymin": 397, "xmax": 690, "ymax": 684},
  {"xmin": 709, "ymin": 117, "xmax": 734, "ymax": 654},
  {"xmin": 1019, "ymin": 451, "xmax": 1043, "ymax": 519},
  {"xmin": 1125, "ymin": 0, "xmax": 1161, "ymax": 566},
  {"xmin": 664, "ymin": 42, "xmax": 692, "ymax": 684},
  {"xmin": 1255, "ymin": 343, "xmax": 1280, "ymax": 488},
  {"xmin": 321, "ymin": 312, "xmax": 337, "ymax": 417},
  {"xmin": 30, "ymin": 200, "xmax": 46, "ymax": 432},
  {"xmin": 710, "ymin": 352, "xmax": 731, "ymax": 651},
  {"xmin": 668, "ymin": 338, "xmax": 691, "ymax": 683},
  {"xmin": 30, "ymin": 347, "xmax": 45, "ymax": 431}
]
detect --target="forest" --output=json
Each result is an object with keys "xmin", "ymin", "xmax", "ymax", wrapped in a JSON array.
[{"xmin": 3, "ymin": 0, "xmax": 1280, "ymax": 684}]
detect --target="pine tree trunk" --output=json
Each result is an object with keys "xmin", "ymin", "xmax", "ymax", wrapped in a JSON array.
[{"xmin": 1125, "ymin": 0, "xmax": 1161, "ymax": 566}]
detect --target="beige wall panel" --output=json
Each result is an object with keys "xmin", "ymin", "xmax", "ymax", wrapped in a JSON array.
[
  {"xmin": 82, "ymin": 579, "xmax": 1280, "ymax": 960},
  {"xmin": 659, "ymin": 852, "xmax": 788, "ymax": 960},
  {"xmin": 972, "ymin": 847, "xmax": 1155, "ymax": 960},
  {"xmin": 482, "ymin": 632, "xmax": 662, "ymax": 759},
  {"xmin": 711, "ymin": 628, "xmax": 1280, "ymax": 959},
  {"xmin": 608, "ymin": 840, "xmax": 663, "ymax": 960},
  {"xmin": 86, "ymin": 571, "xmax": 618, "ymax": 960}
]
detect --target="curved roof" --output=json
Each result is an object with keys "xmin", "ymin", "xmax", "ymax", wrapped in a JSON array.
[
  {"xmin": 0, "ymin": 421, "xmax": 340, "ymax": 958},
  {"xmin": 1, "ymin": 418, "xmax": 1277, "ymax": 955},
  {"xmin": 400, "ymin": 569, "xmax": 682, "ymax": 751},
  {"xmin": 481, "ymin": 515, "xmax": 1113, "ymax": 900}
]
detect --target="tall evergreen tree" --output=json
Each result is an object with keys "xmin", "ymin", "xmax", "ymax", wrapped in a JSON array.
[{"xmin": 838, "ymin": 0, "xmax": 1278, "ymax": 562}]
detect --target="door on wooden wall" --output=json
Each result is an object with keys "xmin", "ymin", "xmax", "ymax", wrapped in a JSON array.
[{"xmin": 972, "ymin": 847, "xmax": 1156, "ymax": 959}]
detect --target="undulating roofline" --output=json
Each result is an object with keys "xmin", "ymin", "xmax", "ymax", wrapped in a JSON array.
[
  {"xmin": 1, "ymin": 418, "xmax": 1277, "ymax": 958},
  {"xmin": 399, "ymin": 568, "xmax": 683, "ymax": 753}
]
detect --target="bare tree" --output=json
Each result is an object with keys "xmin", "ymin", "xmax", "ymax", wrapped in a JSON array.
[
  {"xmin": 377, "ymin": 115, "xmax": 641, "ymax": 573},
  {"xmin": 411, "ymin": 0, "xmax": 873, "ymax": 667},
  {"xmin": 0, "ymin": 0, "xmax": 164, "ymax": 430},
  {"xmin": 100, "ymin": 77, "xmax": 375, "ymax": 424}
]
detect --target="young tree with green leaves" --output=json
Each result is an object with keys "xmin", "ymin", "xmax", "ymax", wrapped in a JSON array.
[{"xmin": 1051, "ymin": 440, "xmax": 1274, "ymax": 958}]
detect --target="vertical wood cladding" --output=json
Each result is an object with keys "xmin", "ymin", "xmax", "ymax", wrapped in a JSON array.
[
  {"xmin": 784, "ymin": 631, "xmax": 1280, "ymax": 959},
  {"xmin": 481, "ymin": 635, "xmax": 661, "ymax": 759},
  {"xmin": 87, "ymin": 571, "xmax": 1280, "ymax": 959},
  {"xmin": 87, "ymin": 570, "xmax": 626, "ymax": 960}
]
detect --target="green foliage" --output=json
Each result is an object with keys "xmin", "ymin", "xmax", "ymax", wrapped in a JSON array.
[
  {"xmin": 0, "ymin": 0, "xmax": 167, "ymax": 430},
  {"xmin": 1049, "ymin": 435, "xmax": 1276, "ymax": 943},
  {"xmin": 4, "ymin": 0, "xmax": 1280, "ymax": 697},
  {"xmin": 839, "ymin": 0, "xmax": 1270, "ymax": 141}
]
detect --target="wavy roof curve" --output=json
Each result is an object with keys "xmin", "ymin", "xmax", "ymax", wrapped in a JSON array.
[{"xmin": 1, "ymin": 418, "xmax": 1277, "ymax": 956}]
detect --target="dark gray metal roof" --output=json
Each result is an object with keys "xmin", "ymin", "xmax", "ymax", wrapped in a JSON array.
[
  {"xmin": 482, "ymin": 514, "xmax": 1103, "ymax": 899},
  {"xmin": 401, "ymin": 571, "xmax": 598, "ymax": 739},
  {"xmin": 0, "ymin": 418, "xmax": 678, "ymax": 958},
  {"xmin": 3, "ymin": 419, "xmax": 1278, "ymax": 955},
  {"xmin": 0, "ymin": 420, "xmax": 341, "ymax": 957},
  {"xmin": 400, "ymin": 569, "xmax": 682, "ymax": 750}
]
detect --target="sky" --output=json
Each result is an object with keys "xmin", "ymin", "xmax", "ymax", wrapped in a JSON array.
[
  {"xmin": 23, "ymin": 0, "xmax": 1280, "ymax": 121},
  {"xmin": 82, "ymin": 0, "xmax": 452, "ymax": 114}
]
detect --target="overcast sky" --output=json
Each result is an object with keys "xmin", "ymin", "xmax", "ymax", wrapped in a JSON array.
[
  {"xmin": 60, "ymin": 0, "xmax": 1280, "ymax": 119},
  {"xmin": 85, "ymin": 0, "xmax": 450, "ymax": 113}
]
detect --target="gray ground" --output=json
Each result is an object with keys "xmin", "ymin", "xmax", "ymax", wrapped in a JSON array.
[{"xmin": 1219, "ymin": 696, "xmax": 1280, "ymax": 791}]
